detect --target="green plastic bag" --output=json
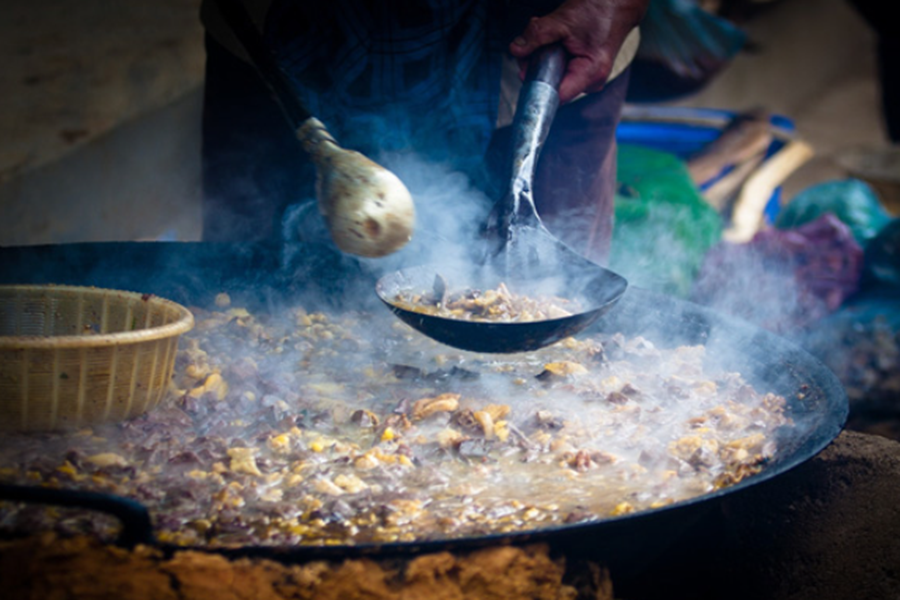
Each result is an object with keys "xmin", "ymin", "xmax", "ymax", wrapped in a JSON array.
[
  {"xmin": 610, "ymin": 144, "xmax": 722, "ymax": 297},
  {"xmin": 775, "ymin": 179, "xmax": 891, "ymax": 246}
]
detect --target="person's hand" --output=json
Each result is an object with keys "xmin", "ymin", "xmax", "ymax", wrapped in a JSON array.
[{"xmin": 509, "ymin": 0, "xmax": 649, "ymax": 103}]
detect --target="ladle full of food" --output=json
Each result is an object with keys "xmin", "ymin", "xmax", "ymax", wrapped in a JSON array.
[
  {"xmin": 377, "ymin": 46, "xmax": 628, "ymax": 353},
  {"xmin": 215, "ymin": 0, "xmax": 415, "ymax": 258}
]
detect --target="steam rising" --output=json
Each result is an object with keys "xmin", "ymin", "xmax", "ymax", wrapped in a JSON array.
[
  {"xmin": 0, "ymin": 142, "xmax": 839, "ymax": 548},
  {"xmin": 692, "ymin": 242, "xmax": 806, "ymax": 334},
  {"xmin": 282, "ymin": 151, "xmax": 493, "ymax": 307},
  {"xmin": 364, "ymin": 152, "xmax": 493, "ymax": 272}
]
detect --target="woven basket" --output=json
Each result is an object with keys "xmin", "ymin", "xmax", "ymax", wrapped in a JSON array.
[{"xmin": 0, "ymin": 285, "xmax": 194, "ymax": 432}]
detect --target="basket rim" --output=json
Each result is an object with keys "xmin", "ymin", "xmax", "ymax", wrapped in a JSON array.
[{"xmin": 0, "ymin": 284, "xmax": 194, "ymax": 349}]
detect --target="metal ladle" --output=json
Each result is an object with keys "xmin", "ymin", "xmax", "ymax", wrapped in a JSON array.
[
  {"xmin": 215, "ymin": 0, "xmax": 415, "ymax": 258},
  {"xmin": 377, "ymin": 46, "xmax": 627, "ymax": 353}
]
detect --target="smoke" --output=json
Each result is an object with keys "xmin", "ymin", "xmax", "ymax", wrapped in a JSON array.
[
  {"xmin": 365, "ymin": 151, "xmax": 494, "ymax": 271},
  {"xmin": 0, "ymin": 179, "xmax": 834, "ymax": 548},
  {"xmin": 280, "ymin": 150, "xmax": 494, "ymax": 309},
  {"xmin": 691, "ymin": 214, "xmax": 863, "ymax": 335},
  {"xmin": 691, "ymin": 240, "xmax": 806, "ymax": 334}
]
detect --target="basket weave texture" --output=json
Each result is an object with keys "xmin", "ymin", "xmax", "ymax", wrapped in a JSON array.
[{"xmin": 0, "ymin": 285, "xmax": 194, "ymax": 432}]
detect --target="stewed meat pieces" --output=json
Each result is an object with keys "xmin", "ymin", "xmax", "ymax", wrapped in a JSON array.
[{"xmin": 0, "ymin": 298, "xmax": 790, "ymax": 547}]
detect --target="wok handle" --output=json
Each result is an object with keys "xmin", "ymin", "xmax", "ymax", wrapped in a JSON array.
[
  {"xmin": 214, "ymin": 0, "xmax": 312, "ymax": 130},
  {"xmin": 0, "ymin": 483, "xmax": 156, "ymax": 549}
]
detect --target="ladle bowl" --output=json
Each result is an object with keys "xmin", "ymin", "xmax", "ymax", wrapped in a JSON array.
[{"xmin": 376, "ymin": 261, "xmax": 627, "ymax": 353}]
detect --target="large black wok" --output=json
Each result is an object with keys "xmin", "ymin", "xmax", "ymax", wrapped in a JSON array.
[{"xmin": 0, "ymin": 241, "xmax": 847, "ymax": 572}]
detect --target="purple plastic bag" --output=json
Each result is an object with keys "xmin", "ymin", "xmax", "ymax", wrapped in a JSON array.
[{"xmin": 692, "ymin": 214, "xmax": 863, "ymax": 333}]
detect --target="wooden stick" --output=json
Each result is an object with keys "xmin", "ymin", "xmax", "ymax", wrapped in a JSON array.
[{"xmin": 724, "ymin": 140, "xmax": 815, "ymax": 243}]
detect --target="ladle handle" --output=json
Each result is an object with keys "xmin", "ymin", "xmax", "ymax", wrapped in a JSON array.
[
  {"xmin": 214, "ymin": 0, "xmax": 312, "ymax": 131},
  {"xmin": 504, "ymin": 44, "xmax": 567, "ymax": 228},
  {"xmin": 526, "ymin": 44, "xmax": 567, "ymax": 88}
]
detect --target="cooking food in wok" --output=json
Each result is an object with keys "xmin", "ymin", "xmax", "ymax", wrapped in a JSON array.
[{"xmin": 1, "ymin": 292, "xmax": 794, "ymax": 548}]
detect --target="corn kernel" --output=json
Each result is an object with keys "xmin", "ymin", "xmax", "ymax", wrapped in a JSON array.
[
  {"xmin": 56, "ymin": 462, "xmax": 78, "ymax": 478},
  {"xmin": 86, "ymin": 453, "xmax": 127, "ymax": 468},
  {"xmin": 269, "ymin": 433, "xmax": 291, "ymax": 453},
  {"xmin": 227, "ymin": 448, "xmax": 262, "ymax": 476},
  {"xmin": 610, "ymin": 502, "xmax": 635, "ymax": 516},
  {"xmin": 285, "ymin": 473, "xmax": 305, "ymax": 487}
]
